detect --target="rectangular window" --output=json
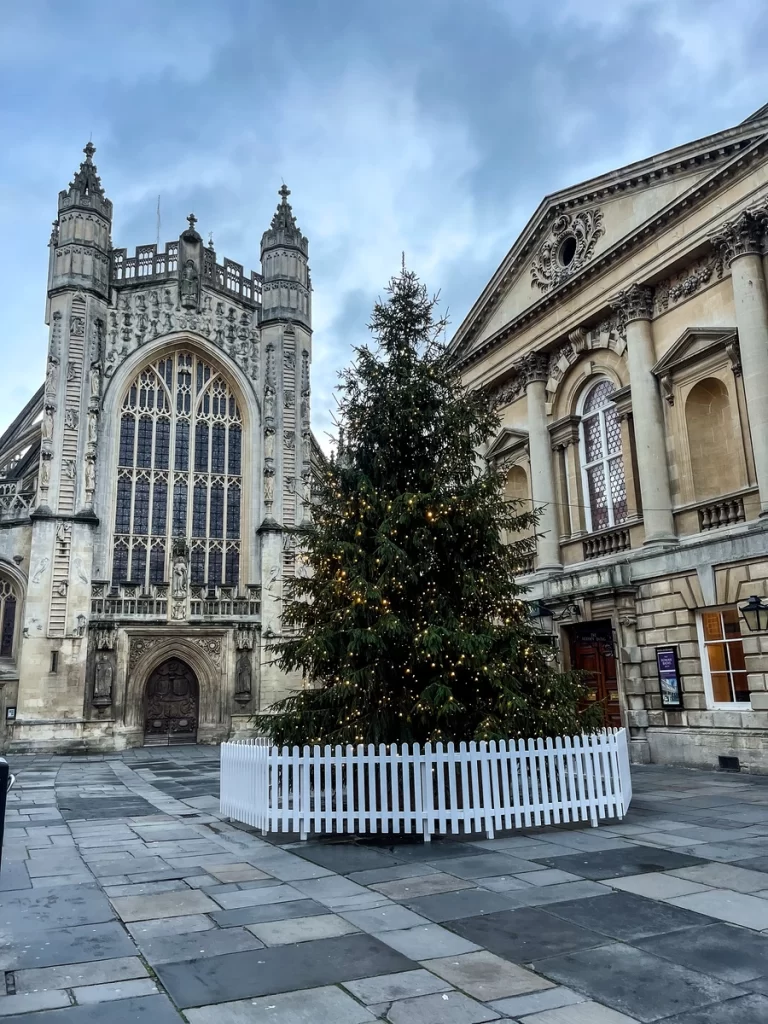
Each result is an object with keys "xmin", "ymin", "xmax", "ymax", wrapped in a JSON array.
[
  {"xmin": 50, "ymin": 650, "xmax": 59, "ymax": 673},
  {"xmin": 698, "ymin": 608, "xmax": 750, "ymax": 707}
]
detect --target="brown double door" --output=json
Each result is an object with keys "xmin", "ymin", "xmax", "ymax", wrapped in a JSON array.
[
  {"xmin": 144, "ymin": 657, "xmax": 199, "ymax": 745},
  {"xmin": 568, "ymin": 623, "xmax": 622, "ymax": 729}
]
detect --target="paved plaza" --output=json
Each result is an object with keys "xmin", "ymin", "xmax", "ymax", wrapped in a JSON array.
[{"xmin": 2, "ymin": 753, "xmax": 768, "ymax": 1022}]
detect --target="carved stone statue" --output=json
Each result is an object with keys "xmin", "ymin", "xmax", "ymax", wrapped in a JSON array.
[
  {"xmin": 42, "ymin": 405, "xmax": 54, "ymax": 442},
  {"xmin": 180, "ymin": 259, "xmax": 199, "ymax": 310},
  {"xmin": 264, "ymin": 471, "xmax": 275, "ymax": 504},
  {"xmin": 90, "ymin": 364, "xmax": 101, "ymax": 399},
  {"xmin": 85, "ymin": 458, "xmax": 95, "ymax": 494},
  {"xmin": 93, "ymin": 657, "xmax": 114, "ymax": 706},
  {"xmin": 264, "ymin": 428, "xmax": 275, "ymax": 460},
  {"xmin": 64, "ymin": 408, "xmax": 78, "ymax": 430},
  {"xmin": 88, "ymin": 412, "xmax": 98, "ymax": 444},
  {"xmin": 234, "ymin": 655, "xmax": 252, "ymax": 703},
  {"xmin": 45, "ymin": 357, "xmax": 58, "ymax": 397},
  {"xmin": 172, "ymin": 557, "xmax": 188, "ymax": 599},
  {"xmin": 264, "ymin": 386, "xmax": 275, "ymax": 425},
  {"xmin": 39, "ymin": 455, "xmax": 51, "ymax": 490}
]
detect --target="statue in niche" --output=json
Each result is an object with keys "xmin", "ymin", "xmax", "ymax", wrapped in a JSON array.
[
  {"xmin": 264, "ymin": 471, "xmax": 275, "ymax": 505},
  {"xmin": 263, "ymin": 386, "xmax": 275, "ymax": 425},
  {"xmin": 85, "ymin": 458, "xmax": 95, "ymax": 494},
  {"xmin": 180, "ymin": 259, "xmax": 199, "ymax": 310},
  {"xmin": 87, "ymin": 411, "xmax": 98, "ymax": 444},
  {"xmin": 264, "ymin": 428, "xmax": 275, "ymax": 461},
  {"xmin": 42, "ymin": 405, "xmax": 54, "ymax": 442},
  {"xmin": 90, "ymin": 364, "xmax": 101, "ymax": 399},
  {"xmin": 235, "ymin": 654, "xmax": 252, "ymax": 703},
  {"xmin": 172, "ymin": 556, "xmax": 188, "ymax": 599},
  {"xmin": 93, "ymin": 656, "xmax": 113, "ymax": 706},
  {"xmin": 39, "ymin": 455, "xmax": 51, "ymax": 490},
  {"xmin": 45, "ymin": 357, "xmax": 58, "ymax": 397}
]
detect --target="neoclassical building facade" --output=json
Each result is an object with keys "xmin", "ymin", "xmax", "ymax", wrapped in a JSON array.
[
  {"xmin": 0, "ymin": 144, "xmax": 317, "ymax": 750},
  {"xmin": 452, "ymin": 104, "xmax": 768, "ymax": 771}
]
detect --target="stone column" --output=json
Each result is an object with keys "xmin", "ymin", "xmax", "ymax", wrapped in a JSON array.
[
  {"xmin": 613, "ymin": 285, "xmax": 676, "ymax": 546},
  {"xmin": 712, "ymin": 211, "xmax": 768, "ymax": 514},
  {"xmin": 521, "ymin": 353, "xmax": 561, "ymax": 571}
]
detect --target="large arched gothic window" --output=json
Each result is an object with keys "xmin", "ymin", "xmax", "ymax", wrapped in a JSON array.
[
  {"xmin": 113, "ymin": 351, "xmax": 242, "ymax": 589},
  {"xmin": 0, "ymin": 578, "xmax": 17, "ymax": 658},
  {"xmin": 579, "ymin": 378, "xmax": 628, "ymax": 532}
]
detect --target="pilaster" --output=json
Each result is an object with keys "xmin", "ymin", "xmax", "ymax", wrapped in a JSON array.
[{"xmin": 520, "ymin": 352, "xmax": 561, "ymax": 571}]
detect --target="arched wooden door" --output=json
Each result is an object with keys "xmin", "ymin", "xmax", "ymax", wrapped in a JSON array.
[{"xmin": 144, "ymin": 658, "xmax": 199, "ymax": 745}]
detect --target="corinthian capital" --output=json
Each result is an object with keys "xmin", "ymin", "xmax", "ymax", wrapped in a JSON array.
[
  {"xmin": 710, "ymin": 210, "xmax": 763, "ymax": 265},
  {"xmin": 612, "ymin": 284, "xmax": 655, "ymax": 323},
  {"xmin": 517, "ymin": 351, "xmax": 549, "ymax": 388}
]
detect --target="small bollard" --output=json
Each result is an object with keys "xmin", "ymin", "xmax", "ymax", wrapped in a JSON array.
[{"xmin": 0, "ymin": 758, "xmax": 12, "ymax": 875}]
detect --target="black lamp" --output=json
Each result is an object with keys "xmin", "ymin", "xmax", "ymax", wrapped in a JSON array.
[
  {"xmin": 530, "ymin": 600, "xmax": 555, "ymax": 635},
  {"xmin": 739, "ymin": 595, "xmax": 768, "ymax": 633}
]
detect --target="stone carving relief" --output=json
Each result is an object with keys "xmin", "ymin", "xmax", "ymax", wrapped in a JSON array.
[
  {"xmin": 31, "ymin": 557, "xmax": 49, "ymax": 584},
  {"xmin": 84, "ymin": 457, "xmax": 96, "ymax": 503},
  {"xmin": 73, "ymin": 556, "xmax": 89, "ymax": 584},
  {"xmin": 102, "ymin": 286, "xmax": 258, "ymax": 380},
  {"xmin": 530, "ymin": 208, "xmax": 605, "ymax": 292},
  {"xmin": 95, "ymin": 623, "xmax": 116, "ymax": 649},
  {"xmin": 74, "ymin": 613, "xmax": 87, "ymax": 637},
  {"xmin": 654, "ymin": 252, "xmax": 725, "ymax": 314},
  {"xmin": 235, "ymin": 624, "xmax": 255, "ymax": 650},
  {"xmin": 64, "ymin": 408, "xmax": 78, "ymax": 430},
  {"xmin": 70, "ymin": 313, "xmax": 85, "ymax": 337},
  {"xmin": 128, "ymin": 634, "xmax": 222, "ymax": 671},
  {"xmin": 63, "ymin": 459, "xmax": 76, "ymax": 479},
  {"xmin": 67, "ymin": 362, "xmax": 77, "ymax": 382},
  {"xmin": 45, "ymin": 356, "xmax": 59, "ymax": 398}
]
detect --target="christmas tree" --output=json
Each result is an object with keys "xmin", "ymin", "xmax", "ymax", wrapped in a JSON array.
[{"xmin": 264, "ymin": 268, "xmax": 601, "ymax": 746}]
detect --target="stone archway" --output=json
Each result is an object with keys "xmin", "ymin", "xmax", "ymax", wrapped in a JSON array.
[{"xmin": 143, "ymin": 657, "xmax": 199, "ymax": 746}]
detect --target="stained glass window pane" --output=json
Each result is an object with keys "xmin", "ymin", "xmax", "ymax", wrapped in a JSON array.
[
  {"xmin": 605, "ymin": 406, "xmax": 622, "ymax": 455},
  {"xmin": 587, "ymin": 464, "xmax": 609, "ymax": 531},
  {"xmin": 152, "ymin": 481, "xmax": 168, "ymax": 535},
  {"xmin": 210, "ymin": 483, "xmax": 224, "ymax": 538},
  {"xmin": 133, "ymin": 480, "xmax": 150, "ymax": 535},
  {"xmin": 155, "ymin": 419, "xmax": 170, "ymax": 469},
  {"xmin": 119, "ymin": 416, "xmax": 135, "ymax": 466},
  {"xmin": 225, "ymin": 549, "xmax": 239, "ymax": 588},
  {"xmin": 584, "ymin": 415, "xmax": 603, "ymax": 462},
  {"xmin": 209, "ymin": 549, "xmax": 222, "ymax": 587},
  {"xmin": 195, "ymin": 423, "xmax": 209, "ymax": 472},
  {"xmin": 131, "ymin": 545, "xmax": 147, "ymax": 586},
  {"xmin": 172, "ymin": 482, "xmax": 187, "ymax": 536},
  {"xmin": 584, "ymin": 379, "xmax": 614, "ymax": 413},
  {"xmin": 137, "ymin": 417, "xmax": 153, "ymax": 468},
  {"xmin": 228, "ymin": 426, "xmax": 242, "ymax": 475},
  {"xmin": 191, "ymin": 546, "xmax": 205, "ymax": 585},
  {"xmin": 149, "ymin": 545, "xmax": 165, "ymax": 584},
  {"xmin": 175, "ymin": 420, "xmax": 189, "ymax": 471},
  {"xmin": 211, "ymin": 425, "xmax": 226, "ymax": 473},
  {"xmin": 0, "ymin": 595, "xmax": 16, "ymax": 657},
  {"xmin": 227, "ymin": 484, "xmax": 241, "ymax": 538},
  {"xmin": 192, "ymin": 484, "xmax": 207, "ymax": 537},
  {"xmin": 115, "ymin": 478, "xmax": 132, "ymax": 533},
  {"xmin": 609, "ymin": 457, "xmax": 628, "ymax": 523},
  {"xmin": 112, "ymin": 545, "xmax": 128, "ymax": 584}
]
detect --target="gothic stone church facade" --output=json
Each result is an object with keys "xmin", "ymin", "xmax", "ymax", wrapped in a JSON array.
[{"xmin": 0, "ymin": 144, "xmax": 316, "ymax": 751}]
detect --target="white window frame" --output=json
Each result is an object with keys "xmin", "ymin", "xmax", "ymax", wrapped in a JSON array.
[
  {"xmin": 696, "ymin": 606, "xmax": 752, "ymax": 710},
  {"xmin": 578, "ymin": 378, "xmax": 626, "ymax": 533}
]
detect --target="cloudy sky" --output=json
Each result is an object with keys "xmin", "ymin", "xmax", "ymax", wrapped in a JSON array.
[{"xmin": 2, "ymin": 0, "xmax": 767, "ymax": 445}]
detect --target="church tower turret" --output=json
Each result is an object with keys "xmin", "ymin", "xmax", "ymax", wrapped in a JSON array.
[{"xmin": 259, "ymin": 185, "xmax": 311, "ymax": 328}]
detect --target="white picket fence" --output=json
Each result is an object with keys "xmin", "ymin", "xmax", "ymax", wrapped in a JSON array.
[{"xmin": 220, "ymin": 728, "xmax": 632, "ymax": 841}]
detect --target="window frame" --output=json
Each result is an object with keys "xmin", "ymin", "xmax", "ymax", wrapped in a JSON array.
[
  {"xmin": 111, "ymin": 351, "xmax": 244, "ymax": 591},
  {"xmin": 0, "ymin": 578, "xmax": 18, "ymax": 660},
  {"xmin": 578, "ymin": 378, "xmax": 627, "ymax": 533},
  {"xmin": 696, "ymin": 606, "xmax": 751, "ymax": 710}
]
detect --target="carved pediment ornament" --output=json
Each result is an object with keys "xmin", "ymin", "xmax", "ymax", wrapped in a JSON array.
[
  {"xmin": 652, "ymin": 328, "xmax": 740, "ymax": 404},
  {"xmin": 530, "ymin": 208, "xmax": 605, "ymax": 292}
]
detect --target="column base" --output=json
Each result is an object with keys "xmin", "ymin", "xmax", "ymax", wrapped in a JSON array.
[{"xmin": 642, "ymin": 534, "xmax": 678, "ymax": 549}]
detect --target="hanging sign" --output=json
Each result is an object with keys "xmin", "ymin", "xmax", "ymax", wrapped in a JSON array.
[{"xmin": 656, "ymin": 646, "xmax": 683, "ymax": 709}]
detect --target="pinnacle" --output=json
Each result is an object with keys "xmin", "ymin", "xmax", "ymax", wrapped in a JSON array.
[{"xmin": 68, "ymin": 141, "xmax": 105, "ymax": 199}]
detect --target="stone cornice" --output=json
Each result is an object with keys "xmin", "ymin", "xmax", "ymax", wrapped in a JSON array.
[
  {"xmin": 548, "ymin": 414, "xmax": 581, "ymax": 450},
  {"xmin": 452, "ymin": 130, "xmax": 768, "ymax": 369}
]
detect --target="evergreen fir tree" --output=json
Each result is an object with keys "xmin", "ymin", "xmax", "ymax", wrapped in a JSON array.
[{"xmin": 264, "ymin": 268, "xmax": 601, "ymax": 746}]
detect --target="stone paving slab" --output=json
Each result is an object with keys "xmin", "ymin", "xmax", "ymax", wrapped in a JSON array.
[
  {"xmin": 155, "ymin": 932, "xmax": 418, "ymax": 1007},
  {"xmin": 533, "ymin": 941, "xmax": 745, "ymax": 1022},
  {"xmin": 186, "ymin": 985, "xmax": 379, "ymax": 1024},
  {"xmin": 342, "ymin": 968, "xmax": 452, "ymax": 1003},
  {"xmin": 14, "ymin": 956, "xmax": 148, "ymax": 993},
  {"xmin": 450, "ymin": 906, "xmax": 607, "ymax": 962},
  {"xmin": 424, "ymin": 949, "xmax": 553, "ymax": 1000},
  {"xmin": 0, "ymin": 995, "xmax": 183, "ymax": 1024},
  {"xmin": 247, "ymin": 912, "xmax": 359, "ymax": 945},
  {"xmin": 382, "ymin": 990, "xmax": 500, "ymax": 1023}
]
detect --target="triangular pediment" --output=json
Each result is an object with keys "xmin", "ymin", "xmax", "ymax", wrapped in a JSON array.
[
  {"xmin": 450, "ymin": 111, "xmax": 768, "ymax": 364},
  {"xmin": 485, "ymin": 426, "xmax": 528, "ymax": 462},
  {"xmin": 652, "ymin": 327, "xmax": 738, "ymax": 378}
]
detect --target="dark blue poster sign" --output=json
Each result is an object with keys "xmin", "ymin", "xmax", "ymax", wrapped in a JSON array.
[{"xmin": 656, "ymin": 646, "xmax": 683, "ymax": 709}]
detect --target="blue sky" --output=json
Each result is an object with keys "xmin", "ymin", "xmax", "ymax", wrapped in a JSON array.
[{"xmin": 2, "ymin": 0, "xmax": 768, "ymax": 446}]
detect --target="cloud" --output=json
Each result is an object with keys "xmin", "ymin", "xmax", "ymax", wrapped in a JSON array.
[{"xmin": 2, "ymin": 0, "xmax": 768, "ymax": 453}]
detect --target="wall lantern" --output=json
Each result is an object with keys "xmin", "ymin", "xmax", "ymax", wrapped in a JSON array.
[{"xmin": 739, "ymin": 595, "xmax": 768, "ymax": 633}]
